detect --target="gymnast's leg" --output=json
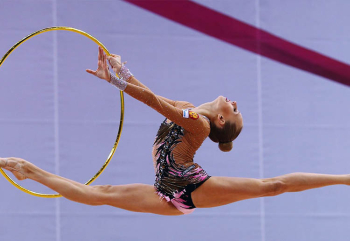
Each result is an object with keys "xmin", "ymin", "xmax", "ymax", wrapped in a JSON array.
[
  {"xmin": 191, "ymin": 173, "xmax": 350, "ymax": 208},
  {"xmin": 0, "ymin": 157, "xmax": 182, "ymax": 216}
]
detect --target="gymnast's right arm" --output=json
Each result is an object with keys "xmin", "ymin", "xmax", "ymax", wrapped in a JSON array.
[{"xmin": 107, "ymin": 53, "xmax": 177, "ymax": 107}]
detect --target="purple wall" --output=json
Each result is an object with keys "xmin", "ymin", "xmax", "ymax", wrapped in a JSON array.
[{"xmin": 1, "ymin": 1, "xmax": 350, "ymax": 240}]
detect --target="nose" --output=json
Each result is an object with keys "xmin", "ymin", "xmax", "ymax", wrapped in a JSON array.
[{"xmin": 232, "ymin": 101, "xmax": 237, "ymax": 107}]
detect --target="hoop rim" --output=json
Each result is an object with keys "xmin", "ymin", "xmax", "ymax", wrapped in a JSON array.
[{"xmin": 0, "ymin": 26, "xmax": 124, "ymax": 198}]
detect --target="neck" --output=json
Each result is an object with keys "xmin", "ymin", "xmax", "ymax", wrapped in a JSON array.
[{"xmin": 192, "ymin": 101, "xmax": 216, "ymax": 121}]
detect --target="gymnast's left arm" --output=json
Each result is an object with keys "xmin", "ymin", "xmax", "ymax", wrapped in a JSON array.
[
  {"xmin": 107, "ymin": 53, "xmax": 178, "ymax": 107},
  {"xmin": 86, "ymin": 47, "xmax": 178, "ymax": 107},
  {"xmin": 86, "ymin": 47, "xmax": 206, "ymax": 133}
]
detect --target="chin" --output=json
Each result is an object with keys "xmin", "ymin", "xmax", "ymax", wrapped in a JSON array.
[
  {"xmin": 216, "ymin": 95, "xmax": 225, "ymax": 102},
  {"xmin": 221, "ymin": 95, "xmax": 228, "ymax": 103}
]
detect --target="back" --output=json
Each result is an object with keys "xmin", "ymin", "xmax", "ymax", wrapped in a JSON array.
[{"xmin": 152, "ymin": 101, "xmax": 210, "ymax": 170}]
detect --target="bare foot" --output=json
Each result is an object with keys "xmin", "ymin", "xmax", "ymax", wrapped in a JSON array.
[{"xmin": 0, "ymin": 157, "xmax": 29, "ymax": 180}]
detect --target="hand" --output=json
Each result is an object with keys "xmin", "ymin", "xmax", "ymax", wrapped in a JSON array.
[
  {"xmin": 107, "ymin": 54, "xmax": 125, "ymax": 73},
  {"xmin": 86, "ymin": 47, "xmax": 111, "ymax": 82}
]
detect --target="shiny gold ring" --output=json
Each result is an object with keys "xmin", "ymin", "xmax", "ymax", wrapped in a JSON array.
[{"xmin": 0, "ymin": 26, "xmax": 124, "ymax": 198}]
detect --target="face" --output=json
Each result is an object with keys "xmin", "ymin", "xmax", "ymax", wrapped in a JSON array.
[{"xmin": 214, "ymin": 96, "xmax": 243, "ymax": 129}]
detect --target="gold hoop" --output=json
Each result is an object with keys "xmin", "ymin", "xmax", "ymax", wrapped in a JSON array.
[{"xmin": 0, "ymin": 26, "xmax": 124, "ymax": 198}]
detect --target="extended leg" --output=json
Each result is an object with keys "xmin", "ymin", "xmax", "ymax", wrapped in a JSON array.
[
  {"xmin": 0, "ymin": 157, "xmax": 182, "ymax": 216},
  {"xmin": 191, "ymin": 173, "xmax": 350, "ymax": 208}
]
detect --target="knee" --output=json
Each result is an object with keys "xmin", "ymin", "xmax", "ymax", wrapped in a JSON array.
[
  {"xmin": 89, "ymin": 185, "xmax": 114, "ymax": 205},
  {"xmin": 261, "ymin": 180, "xmax": 287, "ymax": 197},
  {"xmin": 92, "ymin": 185, "xmax": 114, "ymax": 194}
]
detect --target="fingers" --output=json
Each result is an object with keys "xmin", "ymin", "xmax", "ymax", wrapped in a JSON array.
[
  {"xmin": 104, "ymin": 53, "xmax": 108, "ymax": 66},
  {"xmin": 102, "ymin": 50, "xmax": 106, "ymax": 65},
  {"xmin": 98, "ymin": 47, "xmax": 107, "ymax": 68},
  {"xmin": 0, "ymin": 158, "xmax": 7, "ymax": 167},
  {"xmin": 107, "ymin": 56, "xmax": 113, "ymax": 65},
  {"xmin": 99, "ymin": 47, "xmax": 118, "ymax": 65},
  {"xmin": 98, "ymin": 47, "xmax": 103, "ymax": 62},
  {"xmin": 109, "ymin": 54, "xmax": 121, "ymax": 61},
  {"xmin": 98, "ymin": 59, "xmax": 103, "ymax": 69},
  {"xmin": 101, "ymin": 52, "xmax": 106, "ymax": 68},
  {"xmin": 87, "ymin": 47, "xmax": 110, "ymax": 80},
  {"xmin": 107, "ymin": 55, "xmax": 122, "ymax": 70},
  {"xmin": 99, "ymin": 47, "xmax": 106, "ymax": 64}
]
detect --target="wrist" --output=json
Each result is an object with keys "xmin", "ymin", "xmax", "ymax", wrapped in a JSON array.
[
  {"xmin": 118, "ymin": 64, "xmax": 133, "ymax": 81},
  {"xmin": 109, "ymin": 71, "xmax": 128, "ymax": 91}
]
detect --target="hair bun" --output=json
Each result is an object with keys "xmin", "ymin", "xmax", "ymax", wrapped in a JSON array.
[{"xmin": 218, "ymin": 142, "xmax": 233, "ymax": 152}]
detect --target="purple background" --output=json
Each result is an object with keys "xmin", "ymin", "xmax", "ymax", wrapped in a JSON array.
[{"xmin": 1, "ymin": 1, "xmax": 350, "ymax": 240}]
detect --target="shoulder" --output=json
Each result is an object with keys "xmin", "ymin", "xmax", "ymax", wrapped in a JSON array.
[{"xmin": 184, "ymin": 112, "xmax": 211, "ymax": 138}]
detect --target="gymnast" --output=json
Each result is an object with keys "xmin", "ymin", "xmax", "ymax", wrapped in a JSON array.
[{"xmin": 1, "ymin": 46, "xmax": 349, "ymax": 216}]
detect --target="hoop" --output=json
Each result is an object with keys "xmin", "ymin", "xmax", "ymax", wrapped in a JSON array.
[{"xmin": 0, "ymin": 26, "xmax": 125, "ymax": 198}]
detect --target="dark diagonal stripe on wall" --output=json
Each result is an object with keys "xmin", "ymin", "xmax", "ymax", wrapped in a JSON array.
[{"xmin": 125, "ymin": 0, "xmax": 350, "ymax": 87}]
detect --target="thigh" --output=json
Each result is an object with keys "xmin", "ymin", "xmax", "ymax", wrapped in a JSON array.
[
  {"xmin": 99, "ymin": 183, "xmax": 183, "ymax": 216},
  {"xmin": 191, "ymin": 176, "xmax": 266, "ymax": 208}
]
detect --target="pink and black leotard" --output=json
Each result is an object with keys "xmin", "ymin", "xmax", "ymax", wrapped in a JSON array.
[
  {"xmin": 114, "ymin": 73, "xmax": 211, "ymax": 214},
  {"xmin": 152, "ymin": 116, "xmax": 211, "ymax": 214},
  {"xmin": 151, "ymin": 102, "xmax": 211, "ymax": 215}
]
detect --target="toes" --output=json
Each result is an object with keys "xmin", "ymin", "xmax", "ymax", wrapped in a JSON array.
[{"xmin": 0, "ymin": 158, "xmax": 7, "ymax": 168}]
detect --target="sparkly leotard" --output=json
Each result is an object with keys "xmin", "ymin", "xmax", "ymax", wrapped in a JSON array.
[
  {"xmin": 121, "ymin": 76, "xmax": 211, "ymax": 214},
  {"xmin": 152, "ymin": 102, "xmax": 211, "ymax": 214}
]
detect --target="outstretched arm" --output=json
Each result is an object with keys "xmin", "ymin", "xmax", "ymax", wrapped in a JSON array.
[
  {"xmin": 127, "ymin": 76, "xmax": 177, "ymax": 107},
  {"xmin": 86, "ymin": 47, "xmax": 208, "ymax": 134},
  {"xmin": 107, "ymin": 53, "xmax": 177, "ymax": 107}
]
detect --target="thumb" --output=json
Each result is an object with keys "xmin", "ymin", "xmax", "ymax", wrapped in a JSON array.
[{"xmin": 86, "ymin": 69, "xmax": 97, "ymax": 75}]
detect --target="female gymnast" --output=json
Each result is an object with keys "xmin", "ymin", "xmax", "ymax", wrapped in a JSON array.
[{"xmin": 1, "ymin": 46, "xmax": 349, "ymax": 216}]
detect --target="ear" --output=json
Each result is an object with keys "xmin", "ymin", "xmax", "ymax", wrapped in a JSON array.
[{"xmin": 217, "ymin": 114, "xmax": 225, "ymax": 127}]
